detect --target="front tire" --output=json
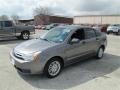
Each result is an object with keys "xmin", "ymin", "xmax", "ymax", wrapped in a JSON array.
[
  {"xmin": 96, "ymin": 47, "xmax": 104, "ymax": 59},
  {"xmin": 44, "ymin": 58, "xmax": 62, "ymax": 78},
  {"xmin": 107, "ymin": 31, "xmax": 113, "ymax": 35},
  {"xmin": 21, "ymin": 32, "xmax": 29, "ymax": 40},
  {"xmin": 117, "ymin": 30, "xmax": 120, "ymax": 35}
]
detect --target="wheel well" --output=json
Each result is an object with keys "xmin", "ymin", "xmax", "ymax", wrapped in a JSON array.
[
  {"xmin": 46, "ymin": 56, "xmax": 64, "ymax": 67},
  {"xmin": 100, "ymin": 45, "xmax": 105, "ymax": 51},
  {"xmin": 21, "ymin": 30, "xmax": 30, "ymax": 35}
]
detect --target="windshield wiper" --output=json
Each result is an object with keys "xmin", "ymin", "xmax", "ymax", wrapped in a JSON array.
[
  {"xmin": 40, "ymin": 38, "xmax": 49, "ymax": 41},
  {"xmin": 43, "ymin": 38, "xmax": 49, "ymax": 41}
]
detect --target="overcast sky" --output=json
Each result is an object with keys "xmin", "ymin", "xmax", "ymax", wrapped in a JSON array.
[{"xmin": 0, "ymin": 0, "xmax": 120, "ymax": 19}]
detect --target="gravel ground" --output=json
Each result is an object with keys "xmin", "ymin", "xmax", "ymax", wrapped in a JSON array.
[{"xmin": 0, "ymin": 33, "xmax": 120, "ymax": 90}]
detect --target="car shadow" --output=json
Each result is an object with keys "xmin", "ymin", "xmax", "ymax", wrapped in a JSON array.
[{"xmin": 18, "ymin": 53, "xmax": 120, "ymax": 89}]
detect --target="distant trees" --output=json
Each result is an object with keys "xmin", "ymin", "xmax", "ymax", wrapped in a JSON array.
[
  {"xmin": 0, "ymin": 14, "xmax": 20, "ymax": 23},
  {"xmin": 33, "ymin": 6, "xmax": 53, "ymax": 25},
  {"xmin": 0, "ymin": 15, "xmax": 9, "ymax": 21},
  {"xmin": 11, "ymin": 15, "xmax": 20, "ymax": 24},
  {"xmin": 34, "ymin": 6, "xmax": 53, "ymax": 16}
]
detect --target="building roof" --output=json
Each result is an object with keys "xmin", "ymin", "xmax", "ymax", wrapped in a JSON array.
[
  {"xmin": 35, "ymin": 15, "xmax": 73, "ymax": 19},
  {"xmin": 19, "ymin": 19, "xmax": 34, "ymax": 23},
  {"xmin": 74, "ymin": 15, "xmax": 120, "ymax": 17}
]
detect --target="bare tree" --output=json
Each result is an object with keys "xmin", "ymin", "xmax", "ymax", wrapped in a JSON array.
[
  {"xmin": 0, "ymin": 15, "xmax": 9, "ymax": 21},
  {"xmin": 34, "ymin": 6, "xmax": 53, "ymax": 25},
  {"xmin": 11, "ymin": 15, "xmax": 20, "ymax": 24},
  {"xmin": 34, "ymin": 6, "xmax": 53, "ymax": 16}
]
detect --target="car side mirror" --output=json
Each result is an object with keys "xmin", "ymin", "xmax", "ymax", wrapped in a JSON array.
[{"xmin": 70, "ymin": 38, "xmax": 80, "ymax": 44}]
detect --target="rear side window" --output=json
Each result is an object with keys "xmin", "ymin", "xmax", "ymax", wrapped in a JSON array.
[
  {"xmin": 95, "ymin": 30, "xmax": 102, "ymax": 37},
  {"xmin": 4, "ymin": 21, "xmax": 12, "ymax": 27},
  {"xmin": 84, "ymin": 28, "xmax": 96, "ymax": 39}
]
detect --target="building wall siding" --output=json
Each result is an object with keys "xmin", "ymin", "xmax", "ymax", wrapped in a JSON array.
[
  {"xmin": 74, "ymin": 15, "xmax": 120, "ymax": 24},
  {"xmin": 34, "ymin": 15, "xmax": 73, "ymax": 25},
  {"xmin": 34, "ymin": 15, "xmax": 50, "ymax": 25}
]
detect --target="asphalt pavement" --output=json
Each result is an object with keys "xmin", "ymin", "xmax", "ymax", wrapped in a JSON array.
[{"xmin": 0, "ymin": 33, "xmax": 120, "ymax": 90}]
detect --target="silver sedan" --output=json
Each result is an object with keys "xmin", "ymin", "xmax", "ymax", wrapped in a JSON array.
[{"xmin": 10, "ymin": 25, "xmax": 107, "ymax": 78}]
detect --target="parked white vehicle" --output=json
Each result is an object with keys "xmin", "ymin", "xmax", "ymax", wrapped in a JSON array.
[{"xmin": 107, "ymin": 24, "xmax": 120, "ymax": 35}]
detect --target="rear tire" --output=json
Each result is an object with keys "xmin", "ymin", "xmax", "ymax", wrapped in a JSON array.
[
  {"xmin": 107, "ymin": 31, "xmax": 113, "ymax": 35},
  {"xmin": 44, "ymin": 58, "xmax": 62, "ymax": 78},
  {"xmin": 21, "ymin": 32, "xmax": 29, "ymax": 40},
  {"xmin": 96, "ymin": 47, "xmax": 104, "ymax": 59},
  {"xmin": 107, "ymin": 31, "xmax": 110, "ymax": 35}
]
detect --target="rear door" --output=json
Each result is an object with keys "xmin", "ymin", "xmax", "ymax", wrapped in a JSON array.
[
  {"xmin": 0, "ymin": 21, "xmax": 5, "ymax": 38},
  {"xmin": 83, "ymin": 28, "xmax": 98, "ymax": 54},
  {"xmin": 2, "ymin": 21, "xmax": 15, "ymax": 37}
]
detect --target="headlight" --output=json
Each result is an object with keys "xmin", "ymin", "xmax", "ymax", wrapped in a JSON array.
[
  {"xmin": 23, "ymin": 52, "xmax": 40, "ymax": 62},
  {"xmin": 33, "ymin": 52, "xmax": 40, "ymax": 62}
]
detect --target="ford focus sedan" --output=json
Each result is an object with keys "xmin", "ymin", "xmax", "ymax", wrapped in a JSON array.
[{"xmin": 10, "ymin": 25, "xmax": 107, "ymax": 78}]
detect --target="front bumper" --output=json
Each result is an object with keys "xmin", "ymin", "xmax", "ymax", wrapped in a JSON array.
[{"xmin": 10, "ymin": 51, "xmax": 44, "ymax": 74}]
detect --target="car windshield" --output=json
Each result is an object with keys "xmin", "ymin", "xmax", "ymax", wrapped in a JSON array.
[
  {"xmin": 40, "ymin": 27, "xmax": 72, "ymax": 43},
  {"xmin": 113, "ymin": 24, "xmax": 120, "ymax": 26}
]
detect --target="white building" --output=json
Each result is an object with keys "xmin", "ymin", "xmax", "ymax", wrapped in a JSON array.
[{"xmin": 74, "ymin": 15, "xmax": 120, "ymax": 24}]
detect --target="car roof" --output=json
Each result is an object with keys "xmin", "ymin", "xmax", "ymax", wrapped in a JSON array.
[{"xmin": 57, "ymin": 25, "xmax": 92, "ymax": 31}]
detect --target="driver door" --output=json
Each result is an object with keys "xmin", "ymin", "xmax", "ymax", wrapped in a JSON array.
[{"xmin": 65, "ymin": 28, "xmax": 88, "ymax": 61}]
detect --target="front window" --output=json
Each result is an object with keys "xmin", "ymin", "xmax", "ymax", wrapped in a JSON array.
[
  {"xmin": 71, "ymin": 29, "xmax": 85, "ymax": 41},
  {"xmin": 40, "ymin": 27, "xmax": 72, "ymax": 43}
]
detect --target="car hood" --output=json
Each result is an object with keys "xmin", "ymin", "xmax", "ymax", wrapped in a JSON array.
[{"xmin": 14, "ymin": 39, "xmax": 58, "ymax": 54}]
